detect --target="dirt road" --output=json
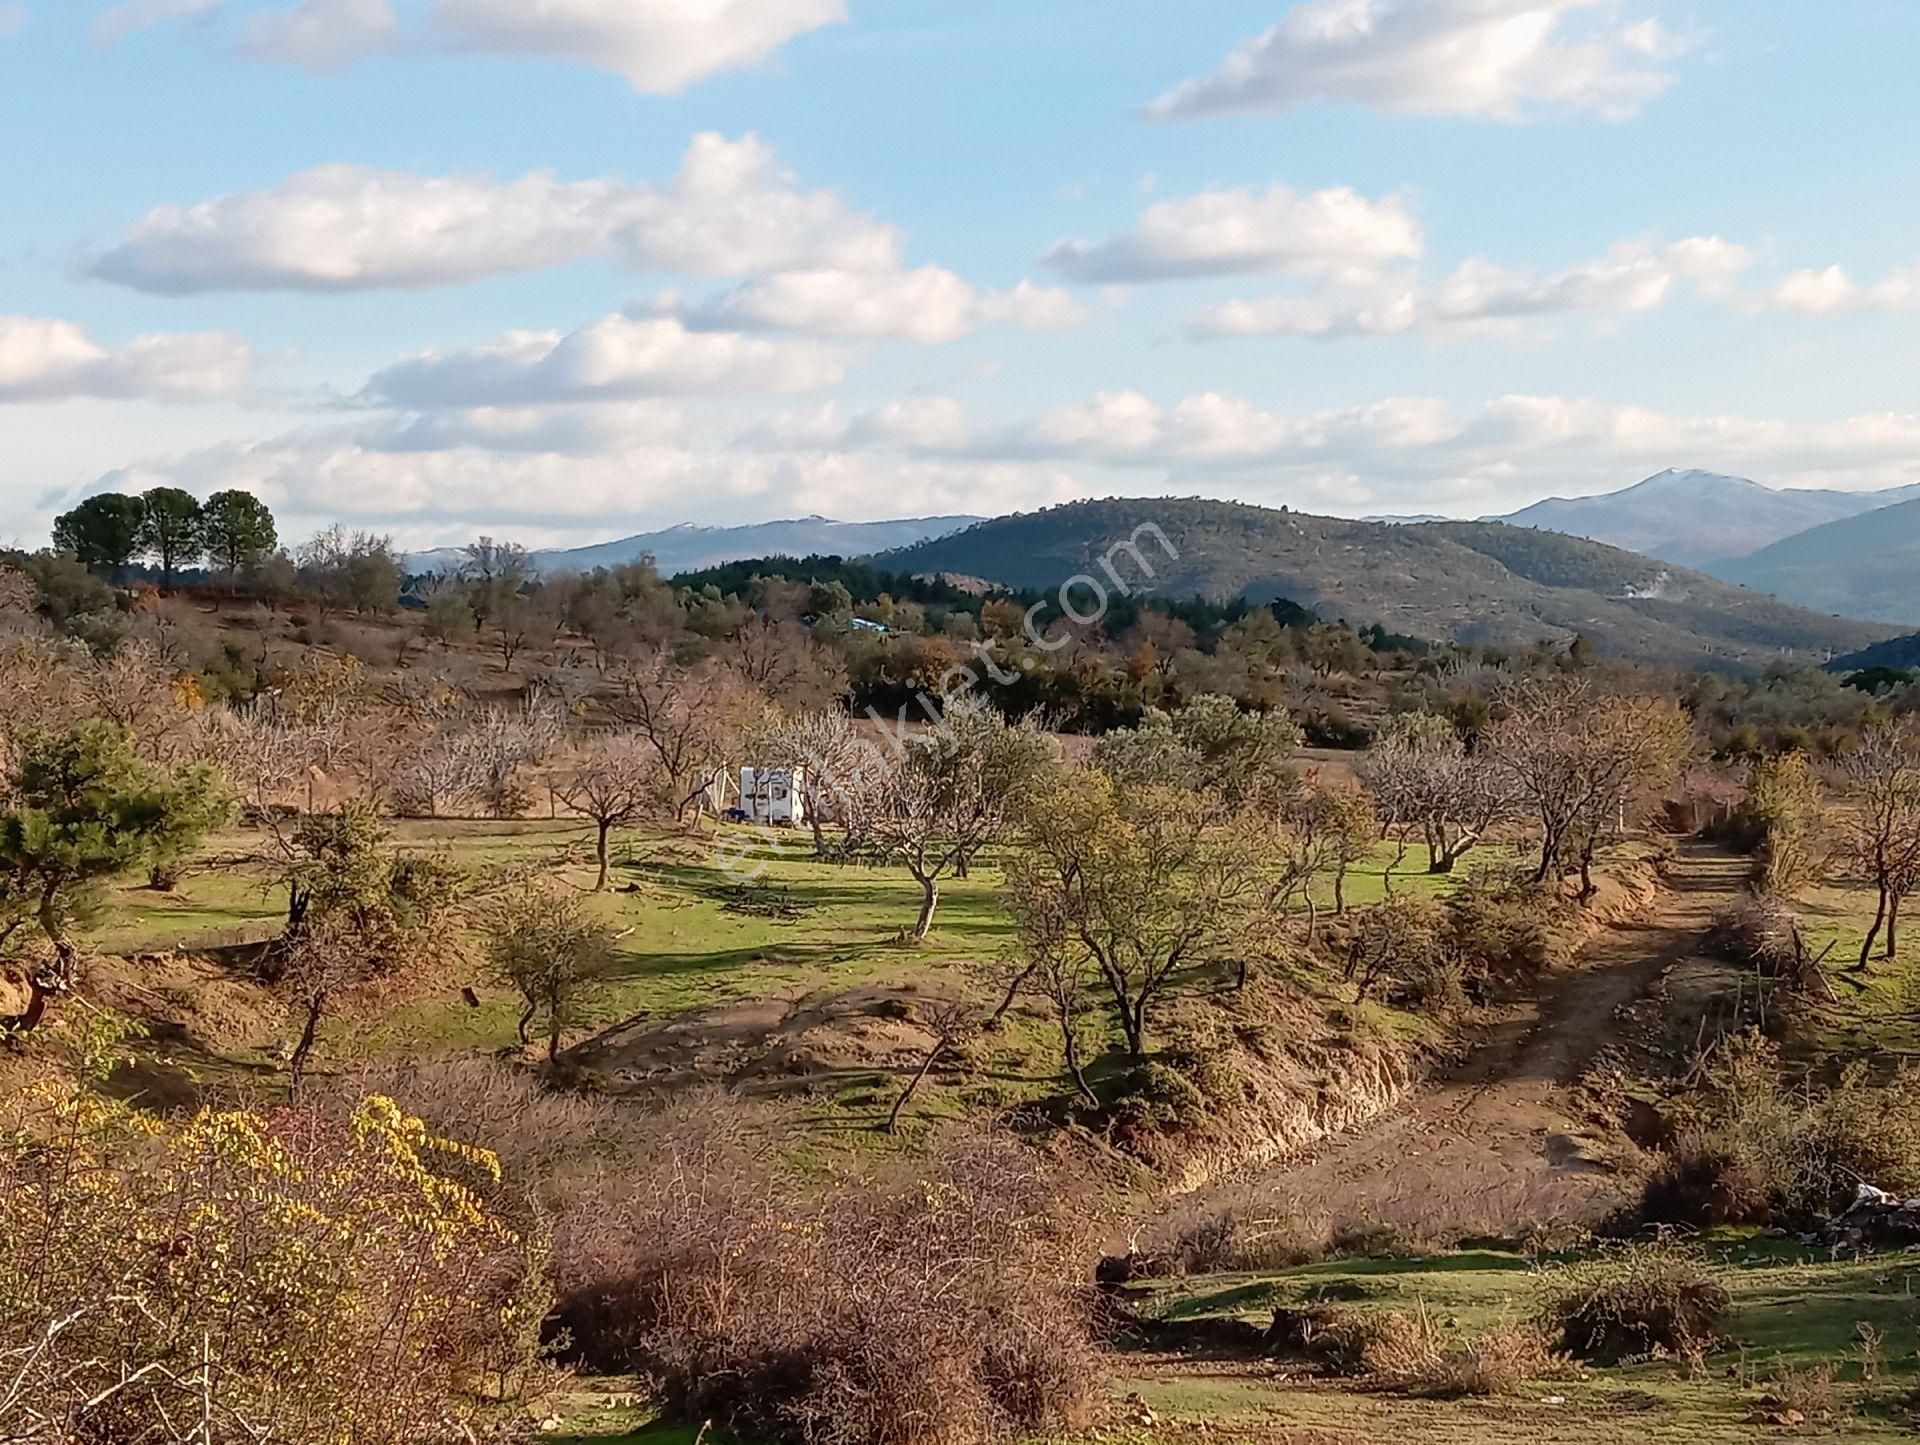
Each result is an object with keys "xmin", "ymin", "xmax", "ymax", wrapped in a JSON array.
[{"xmin": 1159, "ymin": 842, "xmax": 1747, "ymax": 1245}]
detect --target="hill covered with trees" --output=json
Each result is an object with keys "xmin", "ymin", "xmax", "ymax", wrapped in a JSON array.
[{"xmin": 879, "ymin": 498, "xmax": 1895, "ymax": 667}]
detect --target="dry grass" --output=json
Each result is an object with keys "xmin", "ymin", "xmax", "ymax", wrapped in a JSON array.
[{"xmin": 1540, "ymin": 1244, "xmax": 1728, "ymax": 1365}]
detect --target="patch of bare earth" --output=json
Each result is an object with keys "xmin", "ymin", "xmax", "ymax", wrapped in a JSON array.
[{"xmin": 1159, "ymin": 842, "xmax": 1747, "ymax": 1246}]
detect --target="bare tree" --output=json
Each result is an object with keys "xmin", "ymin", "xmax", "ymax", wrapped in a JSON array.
[
  {"xmin": 1487, "ymin": 680, "xmax": 1691, "ymax": 898},
  {"xmin": 1839, "ymin": 719, "xmax": 1920, "ymax": 968},
  {"xmin": 756, "ymin": 708, "xmax": 877, "ymax": 856},
  {"xmin": 1361, "ymin": 711, "xmax": 1512, "ymax": 874},
  {"xmin": 556, "ymin": 733, "xmax": 659, "ymax": 890},
  {"xmin": 885, "ymin": 998, "xmax": 980, "ymax": 1134},
  {"xmin": 853, "ymin": 698, "xmax": 1057, "ymax": 940},
  {"xmin": 611, "ymin": 654, "xmax": 764, "ymax": 822}
]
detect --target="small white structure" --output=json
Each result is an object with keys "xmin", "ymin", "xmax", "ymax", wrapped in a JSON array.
[{"xmin": 740, "ymin": 767, "xmax": 809, "ymax": 827}]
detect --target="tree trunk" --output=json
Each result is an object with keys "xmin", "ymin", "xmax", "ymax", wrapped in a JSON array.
[
  {"xmin": 1302, "ymin": 894, "xmax": 1318, "ymax": 949},
  {"xmin": 547, "ymin": 1023, "xmax": 562, "ymax": 1065},
  {"xmin": 1060, "ymin": 1010, "xmax": 1098, "ymax": 1108},
  {"xmin": 517, "ymin": 1001, "xmax": 537, "ymax": 1046},
  {"xmin": 1578, "ymin": 842, "xmax": 1597, "ymax": 903},
  {"xmin": 1334, "ymin": 860, "xmax": 1348, "ymax": 917},
  {"xmin": 886, "ymin": 1041, "xmax": 946, "ymax": 1134},
  {"xmin": 987, "ymin": 960, "xmax": 1037, "ymax": 1028},
  {"xmin": 595, "ymin": 819, "xmax": 612, "ymax": 892},
  {"xmin": 911, "ymin": 875, "xmax": 939, "ymax": 940},
  {"xmin": 287, "ymin": 995, "xmax": 326, "ymax": 1100},
  {"xmin": 1887, "ymin": 894, "xmax": 1902, "ymax": 961},
  {"xmin": 1858, "ymin": 886, "xmax": 1889, "ymax": 971}
]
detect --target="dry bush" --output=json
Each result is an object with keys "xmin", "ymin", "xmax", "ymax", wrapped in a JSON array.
[
  {"xmin": 1710, "ymin": 890, "xmax": 1830, "ymax": 991},
  {"xmin": 0, "ymin": 1080, "xmax": 548, "ymax": 1443},
  {"xmin": 549, "ymin": 1103, "xmax": 1101, "ymax": 1445},
  {"xmin": 1642, "ymin": 1033, "xmax": 1920, "ymax": 1227},
  {"xmin": 1754, "ymin": 1361, "xmax": 1839, "ymax": 1426},
  {"xmin": 1540, "ymin": 1244, "xmax": 1728, "ymax": 1365},
  {"xmin": 1133, "ymin": 1206, "xmax": 1331, "ymax": 1277},
  {"xmin": 1312, "ymin": 1305, "xmax": 1557, "ymax": 1397}
]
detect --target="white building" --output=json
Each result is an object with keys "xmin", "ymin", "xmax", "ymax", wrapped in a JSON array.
[{"xmin": 740, "ymin": 767, "xmax": 809, "ymax": 826}]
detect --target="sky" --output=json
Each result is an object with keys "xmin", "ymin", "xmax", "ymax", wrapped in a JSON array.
[{"xmin": 6, "ymin": 0, "xmax": 1920, "ymax": 551}]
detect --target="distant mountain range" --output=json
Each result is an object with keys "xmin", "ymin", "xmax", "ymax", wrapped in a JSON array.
[
  {"xmin": 1712, "ymin": 495, "xmax": 1920, "ymax": 627},
  {"xmin": 878, "ymin": 497, "xmax": 1896, "ymax": 668},
  {"xmin": 1488, "ymin": 469, "xmax": 1920, "ymax": 569},
  {"xmin": 407, "ymin": 514, "xmax": 981, "ymax": 579}
]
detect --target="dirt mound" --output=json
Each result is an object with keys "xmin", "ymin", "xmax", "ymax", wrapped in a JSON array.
[
  {"xmin": 563, "ymin": 982, "xmax": 959, "ymax": 1095},
  {"xmin": 88, "ymin": 951, "xmax": 286, "ymax": 1056}
]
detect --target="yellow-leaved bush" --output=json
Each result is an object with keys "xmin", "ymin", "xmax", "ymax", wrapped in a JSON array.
[{"xmin": 0, "ymin": 1081, "xmax": 550, "ymax": 1444}]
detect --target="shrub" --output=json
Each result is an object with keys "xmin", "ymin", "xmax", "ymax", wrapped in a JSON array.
[
  {"xmin": 1641, "ymin": 1033, "xmax": 1920, "ymax": 1227},
  {"xmin": 551, "ymin": 1112, "xmax": 1101, "ymax": 1445},
  {"xmin": 1442, "ymin": 869, "xmax": 1556, "ymax": 979},
  {"xmin": 1710, "ymin": 890, "xmax": 1828, "ymax": 991},
  {"xmin": 0, "ymin": 1080, "xmax": 548, "ymax": 1442},
  {"xmin": 1540, "ymin": 1245, "xmax": 1728, "ymax": 1365}
]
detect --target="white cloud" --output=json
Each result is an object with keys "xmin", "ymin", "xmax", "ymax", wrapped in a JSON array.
[
  {"xmin": 676, "ymin": 267, "xmax": 1086, "ymax": 342},
  {"xmin": 136, "ymin": 0, "xmax": 843, "ymax": 90},
  {"xmin": 91, "ymin": 0, "xmax": 220, "ymax": 46},
  {"xmin": 239, "ymin": 0, "xmax": 397, "ymax": 69},
  {"xmin": 0, "ymin": 316, "xmax": 249, "ymax": 402},
  {"xmin": 1768, "ymin": 261, "xmax": 1920, "ymax": 316},
  {"xmin": 1191, "ymin": 236, "xmax": 1751, "ymax": 339},
  {"xmin": 429, "ymin": 0, "xmax": 846, "ymax": 94},
  {"xmin": 1149, "ymin": 0, "xmax": 1685, "ymax": 124},
  {"xmin": 90, "ymin": 132, "xmax": 898, "ymax": 294},
  {"xmin": 359, "ymin": 315, "xmax": 845, "ymax": 408},
  {"xmin": 1043, "ymin": 183, "xmax": 1422, "ymax": 284},
  {"xmin": 354, "ymin": 400, "xmax": 685, "ymax": 455},
  {"xmin": 100, "ymin": 427, "xmax": 1078, "ymax": 544}
]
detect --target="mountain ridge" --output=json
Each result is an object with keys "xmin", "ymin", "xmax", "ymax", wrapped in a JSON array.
[{"xmin": 877, "ymin": 496, "xmax": 1896, "ymax": 667}]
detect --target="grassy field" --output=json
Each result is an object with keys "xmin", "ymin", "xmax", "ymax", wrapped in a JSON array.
[
  {"xmin": 1787, "ymin": 874, "xmax": 1920, "ymax": 1068},
  {"xmin": 89, "ymin": 818, "xmax": 1456, "ymax": 1062},
  {"xmin": 1119, "ymin": 1243, "xmax": 1920, "ymax": 1443}
]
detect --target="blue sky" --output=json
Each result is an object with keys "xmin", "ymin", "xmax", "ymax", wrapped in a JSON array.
[{"xmin": 5, "ymin": 0, "xmax": 1920, "ymax": 550}]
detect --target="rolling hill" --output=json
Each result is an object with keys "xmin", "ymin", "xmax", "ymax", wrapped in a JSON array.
[
  {"xmin": 1710, "ymin": 495, "xmax": 1920, "ymax": 626},
  {"xmin": 878, "ymin": 497, "xmax": 1897, "ymax": 667},
  {"xmin": 1490, "ymin": 469, "xmax": 1920, "ymax": 568},
  {"xmin": 408, "ymin": 514, "xmax": 981, "ymax": 578}
]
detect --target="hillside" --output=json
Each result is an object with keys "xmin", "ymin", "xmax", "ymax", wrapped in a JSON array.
[
  {"xmin": 1709, "ymin": 494, "xmax": 1920, "ymax": 625},
  {"xmin": 879, "ymin": 497, "xmax": 1897, "ymax": 666},
  {"xmin": 409, "ymin": 514, "xmax": 981, "ymax": 578},
  {"xmin": 1490, "ymin": 468, "xmax": 1920, "ymax": 567}
]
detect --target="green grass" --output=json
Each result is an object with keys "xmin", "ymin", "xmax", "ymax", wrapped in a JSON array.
[
  {"xmin": 1789, "ymin": 874, "xmax": 1920, "ymax": 1069},
  {"xmin": 1120, "ymin": 1244, "xmax": 1920, "ymax": 1442}
]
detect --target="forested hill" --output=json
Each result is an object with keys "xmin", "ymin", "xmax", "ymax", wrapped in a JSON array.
[{"xmin": 878, "ymin": 498, "xmax": 1897, "ymax": 668}]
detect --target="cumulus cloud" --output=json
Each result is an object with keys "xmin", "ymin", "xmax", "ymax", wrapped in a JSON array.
[
  {"xmin": 1149, "ymin": 0, "xmax": 1685, "ymax": 123},
  {"xmin": 1043, "ymin": 184, "xmax": 1422, "ymax": 284},
  {"xmin": 0, "ymin": 316, "xmax": 249, "ymax": 402},
  {"xmin": 1767, "ymin": 261, "xmax": 1920, "ymax": 316},
  {"xmin": 358, "ymin": 315, "xmax": 844, "ymax": 408},
  {"xmin": 428, "ymin": 0, "xmax": 846, "ymax": 95},
  {"xmin": 116, "ymin": 0, "xmax": 844, "ymax": 90},
  {"xmin": 100, "ymin": 426, "xmax": 1080, "ymax": 543},
  {"xmin": 1192, "ymin": 236, "xmax": 1751, "ymax": 339},
  {"xmin": 675, "ymin": 267, "xmax": 1086, "ymax": 342},
  {"xmin": 353, "ymin": 400, "xmax": 685, "ymax": 455},
  {"xmin": 90, "ymin": 132, "xmax": 898, "ymax": 294}
]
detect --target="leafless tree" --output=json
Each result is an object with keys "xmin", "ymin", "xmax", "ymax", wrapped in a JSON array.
[
  {"xmin": 852, "ymin": 698, "xmax": 1057, "ymax": 940},
  {"xmin": 1487, "ymin": 680, "xmax": 1691, "ymax": 898},
  {"xmin": 610, "ymin": 654, "xmax": 765, "ymax": 822},
  {"xmin": 886, "ymin": 998, "xmax": 981, "ymax": 1134},
  {"xmin": 1838, "ymin": 719, "xmax": 1920, "ymax": 968},
  {"xmin": 556, "ymin": 732, "xmax": 660, "ymax": 890},
  {"xmin": 1361, "ymin": 711, "xmax": 1513, "ymax": 874}
]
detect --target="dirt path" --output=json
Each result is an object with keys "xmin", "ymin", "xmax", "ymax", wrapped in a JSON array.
[{"xmin": 1159, "ymin": 842, "xmax": 1747, "ymax": 1245}]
